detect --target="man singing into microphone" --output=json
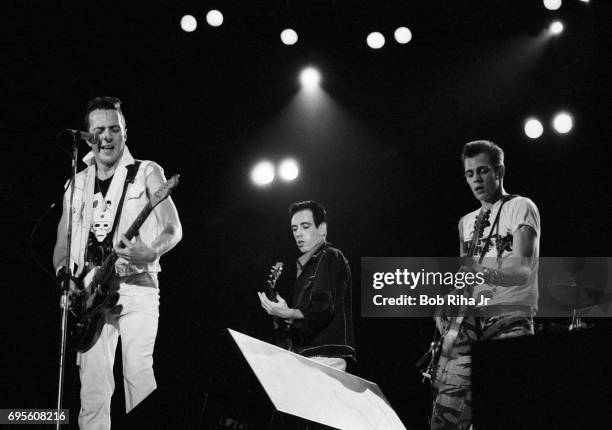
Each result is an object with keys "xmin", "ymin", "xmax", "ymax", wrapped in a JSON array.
[{"xmin": 53, "ymin": 96, "xmax": 182, "ymax": 429}]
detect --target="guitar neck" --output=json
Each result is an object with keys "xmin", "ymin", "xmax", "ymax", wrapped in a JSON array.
[
  {"xmin": 467, "ymin": 210, "xmax": 491, "ymax": 259},
  {"xmin": 94, "ymin": 202, "xmax": 154, "ymax": 283},
  {"xmin": 466, "ymin": 235, "xmax": 480, "ymax": 259},
  {"xmin": 123, "ymin": 202, "xmax": 153, "ymax": 241}
]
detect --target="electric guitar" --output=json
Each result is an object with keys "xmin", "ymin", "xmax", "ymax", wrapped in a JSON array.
[
  {"xmin": 420, "ymin": 208, "xmax": 491, "ymax": 387},
  {"xmin": 67, "ymin": 174, "xmax": 179, "ymax": 352},
  {"xmin": 263, "ymin": 262, "xmax": 293, "ymax": 350}
]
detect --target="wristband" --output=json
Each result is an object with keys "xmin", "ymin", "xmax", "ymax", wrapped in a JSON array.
[{"xmin": 483, "ymin": 267, "xmax": 498, "ymax": 285}]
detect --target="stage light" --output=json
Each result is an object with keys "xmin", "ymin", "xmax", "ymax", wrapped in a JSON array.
[
  {"xmin": 281, "ymin": 29, "xmax": 298, "ymax": 45},
  {"xmin": 180, "ymin": 15, "xmax": 197, "ymax": 32},
  {"xmin": 251, "ymin": 161, "xmax": 275, "ymax": 186},
  {"xmin": 549, "ymin": 21, "xmax": 564, "ymax": 35},
  {"xmin": 206, "ymin": 10, "xmax": 223, "ymax": 27},
  {"xmin": 278, "ymin": 159, "xmax": 299, "ymax": 182},
  {"xmin": 552, "ymin": 112, "xmax": 573, "ymax": 134},
  {"xmin": 524, "ymin": 118, "xmax": 544, "ymax": 139},
  {"xmin": 366, "ymin": 32, "xmax": 385, "ymax": 49},
  {"xmin": 579, "ymin": 0, "xmax": 589, "ymax": 3},
  {"xmin": 394, "ymin": 27, "xmax": 412, "ymax": 44},
  {"xmin": 543, "ymin": 0, "xmax": 562, "ymax": 11},
  {"xmin": 300, "ymin": 67, "xmax": 321, "ymax": 90}
]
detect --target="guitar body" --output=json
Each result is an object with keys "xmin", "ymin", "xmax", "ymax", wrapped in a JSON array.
[
  {"xmin": 428, "ymin": 316, "xmax": 466, "ymax": 390},
  {"xmin": 68, "ymin": 267, "xmax": 121, "ymax": 352},
  {"xmin": 421, "ymin": 317, "xmax": 457, "ymax": 390},
  {"xmin": 272, "ymin": 317, "xmax": 293, "ymax": 351},
  {"xmin": 68, "ymin": 301, "xmax": 114, "ymax": 352}
]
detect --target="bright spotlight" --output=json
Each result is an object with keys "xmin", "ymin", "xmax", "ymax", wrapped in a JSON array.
[
  {"xmin": 206, "ymin": 10, "xmax": 223, "ymax": 27},
  {"xmin": 281, "ymin": 29, "xmax": 298, "ymax": 45},
  {"xmin": 366, "ymin": 32, "xmax": 385, "ymax": 49},
  {"xmin": 524, "ymin": 118, "xmax": 544, "ymax": 139},
  {"xmin": 553, "ymin": 112, "xmax": 573, "ymax": 134},
  {"xmin": 543, "ymin": 0, "xmax": 562, "ymax": 11},
  {"xmin": 394, "ymin": 27, "xmax": 412, "ymax": 44},
  {"xmin": 300, "ymin": 67, "xmax": 321, "ymax": 90},
  {"xmin": 278, "ymin": 159, "xmax": 299, "ymax": 181},
  {"xmin": 180, "ymin": 15, "xmax": 197, "ymax": 32},
  {"xmin": 549, "ymin": 21, "xmax": 564, "ymax": 35},
  {"xmin": 251, "ymin": 161, "xmax": 275, "ymax": 186}
]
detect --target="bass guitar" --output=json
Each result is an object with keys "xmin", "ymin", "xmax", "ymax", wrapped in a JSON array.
[
  {"xmin": 67, "ymin": 174, "xmax": 179, "ymax": 352},
  {"xmin": 419, "ymin": 208, "xmax": 491, "ymax": 387}
]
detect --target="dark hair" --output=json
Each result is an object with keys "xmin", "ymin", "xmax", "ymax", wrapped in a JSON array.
[
  {"xmin": 461, "ymin": 140, "xmax": 504, "ymax": 168},
  {"xmin": 84, "ymin": 96, "xmax": 126, "ymax": 130},
  {"xmin": 288, "ymin": 201, "xmax": 327, "ymax": 227}
]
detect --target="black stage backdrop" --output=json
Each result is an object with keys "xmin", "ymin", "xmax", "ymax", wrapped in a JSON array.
[{"xmin": 1, "ymin": 1, "xmax": 610, "ymax": 428}]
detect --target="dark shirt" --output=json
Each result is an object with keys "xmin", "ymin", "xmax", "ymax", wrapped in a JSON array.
[
  {"xmin": 290, "ymin": 242, "xmax": 356, "ymax": 361},
  {"xmin": 95, "ymin": 175, "xmax": 113, "ymax": 197}
]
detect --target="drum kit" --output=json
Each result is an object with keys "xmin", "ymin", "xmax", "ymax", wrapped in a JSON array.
[{"xmin": 537, "ymin": 257, "xmax": 612, "ymax": 333}]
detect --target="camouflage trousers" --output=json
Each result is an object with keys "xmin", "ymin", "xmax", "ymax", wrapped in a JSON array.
[{"xmin": 430, "ymin": 311, "xmax": 534, "ymax": 430}]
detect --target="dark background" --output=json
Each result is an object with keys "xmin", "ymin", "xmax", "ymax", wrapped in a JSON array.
[{"xmin": 1, "ymin": 0, "xmax": 610, "ymax": 428}]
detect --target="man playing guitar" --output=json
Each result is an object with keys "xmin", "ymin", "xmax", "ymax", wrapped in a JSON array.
[
  {"xmin": 53, "ymin": 96, "xmax": 182, "ymax": 429},
  {"xmin": 257, "ymin": 200, "xmax": 355, "ymax": 371},
  {"xmin": 430, "ymin": 140, "xmax": 541, "ymax": 429}
]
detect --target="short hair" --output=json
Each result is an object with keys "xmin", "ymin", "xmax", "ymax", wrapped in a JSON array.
[
  {"xmin": 461, "ymin": 140, "xmax": 504, "ymax": 168},
  {"xmin": 84, "ymin": 96, "xmax": 126, "ymax": 130},
  {"xmin": 289, "ymin": 201, "xmax": 327, "ymax": 227}
]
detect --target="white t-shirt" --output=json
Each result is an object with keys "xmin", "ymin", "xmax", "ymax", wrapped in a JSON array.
[{"xmin": 459, "ymin": 196, "xmax": 540, "ymax": 309}]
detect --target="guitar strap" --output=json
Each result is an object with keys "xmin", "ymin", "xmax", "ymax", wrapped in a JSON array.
[
  {"xmin": 477, "ymin": 193, "xmax": 517, "ymax": 264},
  {"xmin": 106, "ymin": 161, "xmax": 141, "ymax": 242},
  {"xmin": 85, "ymin": 162, "xmax": 141, "ymax": 267}
]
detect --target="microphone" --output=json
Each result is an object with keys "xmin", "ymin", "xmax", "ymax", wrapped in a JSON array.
[{"xmin": 65, "ymin": 129, "xmax": 101, "ymax": 146}]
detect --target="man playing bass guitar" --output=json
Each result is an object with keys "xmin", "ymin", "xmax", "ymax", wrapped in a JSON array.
[
  {"xmin": 53, "ymin": 96, "xmax": 182, "ymax": 429},
  {"xmin": 430, "ymin": 140, "xmax": 540, "ymax": 430}
]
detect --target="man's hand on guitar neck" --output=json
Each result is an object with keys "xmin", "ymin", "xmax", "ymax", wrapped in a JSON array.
[
  {"xmin": 257, "ymin": 292, "xmax": 304, "ymax": 320},
  {"xmin": 114, "ymin": 234, "xmax": 159, "ymax": 264}
]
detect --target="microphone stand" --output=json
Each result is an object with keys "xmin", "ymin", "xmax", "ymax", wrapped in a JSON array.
[{"xmin": 56, "ymin": 134, "xmax": 79, "ymax": 429}]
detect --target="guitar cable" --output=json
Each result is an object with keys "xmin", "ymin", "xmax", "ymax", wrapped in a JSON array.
[{"xmin": 29, "ymin": 144, "xmax": 74, "ymax": 290}]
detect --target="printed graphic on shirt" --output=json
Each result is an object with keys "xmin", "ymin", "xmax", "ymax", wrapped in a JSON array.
[
  {"xmin": 91, "ymin": 194, "xmax": 114, "ymax": 242},
  {"xmin": 86, "ymin": 191, "xmax": 115, "ymax": 266},
  {"xmin": 462, "ymin": 228, "xmax": 513, "ymax": 259},
  {"xmin": 459, "ymin": 196, "xmax": 541, "ymax": 308}
]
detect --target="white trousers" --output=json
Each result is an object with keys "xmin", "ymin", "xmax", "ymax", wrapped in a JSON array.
[{"xmin": 77, "ymin": 283, "xmax": 160, "ymax": 430}]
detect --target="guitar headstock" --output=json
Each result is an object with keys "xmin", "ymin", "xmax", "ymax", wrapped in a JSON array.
[
  {"xmin": 150, "ymin": 174, "xmax": 180, "ymax": 208},
  {"xmin": 267, "ymin": 262, "xmax": 284, "ymax": 289}
]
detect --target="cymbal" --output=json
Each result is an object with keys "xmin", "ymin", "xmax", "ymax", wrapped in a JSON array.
[{"xmin": 546, "ymin": 280, "xmax": 612, "ymax": 309}]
